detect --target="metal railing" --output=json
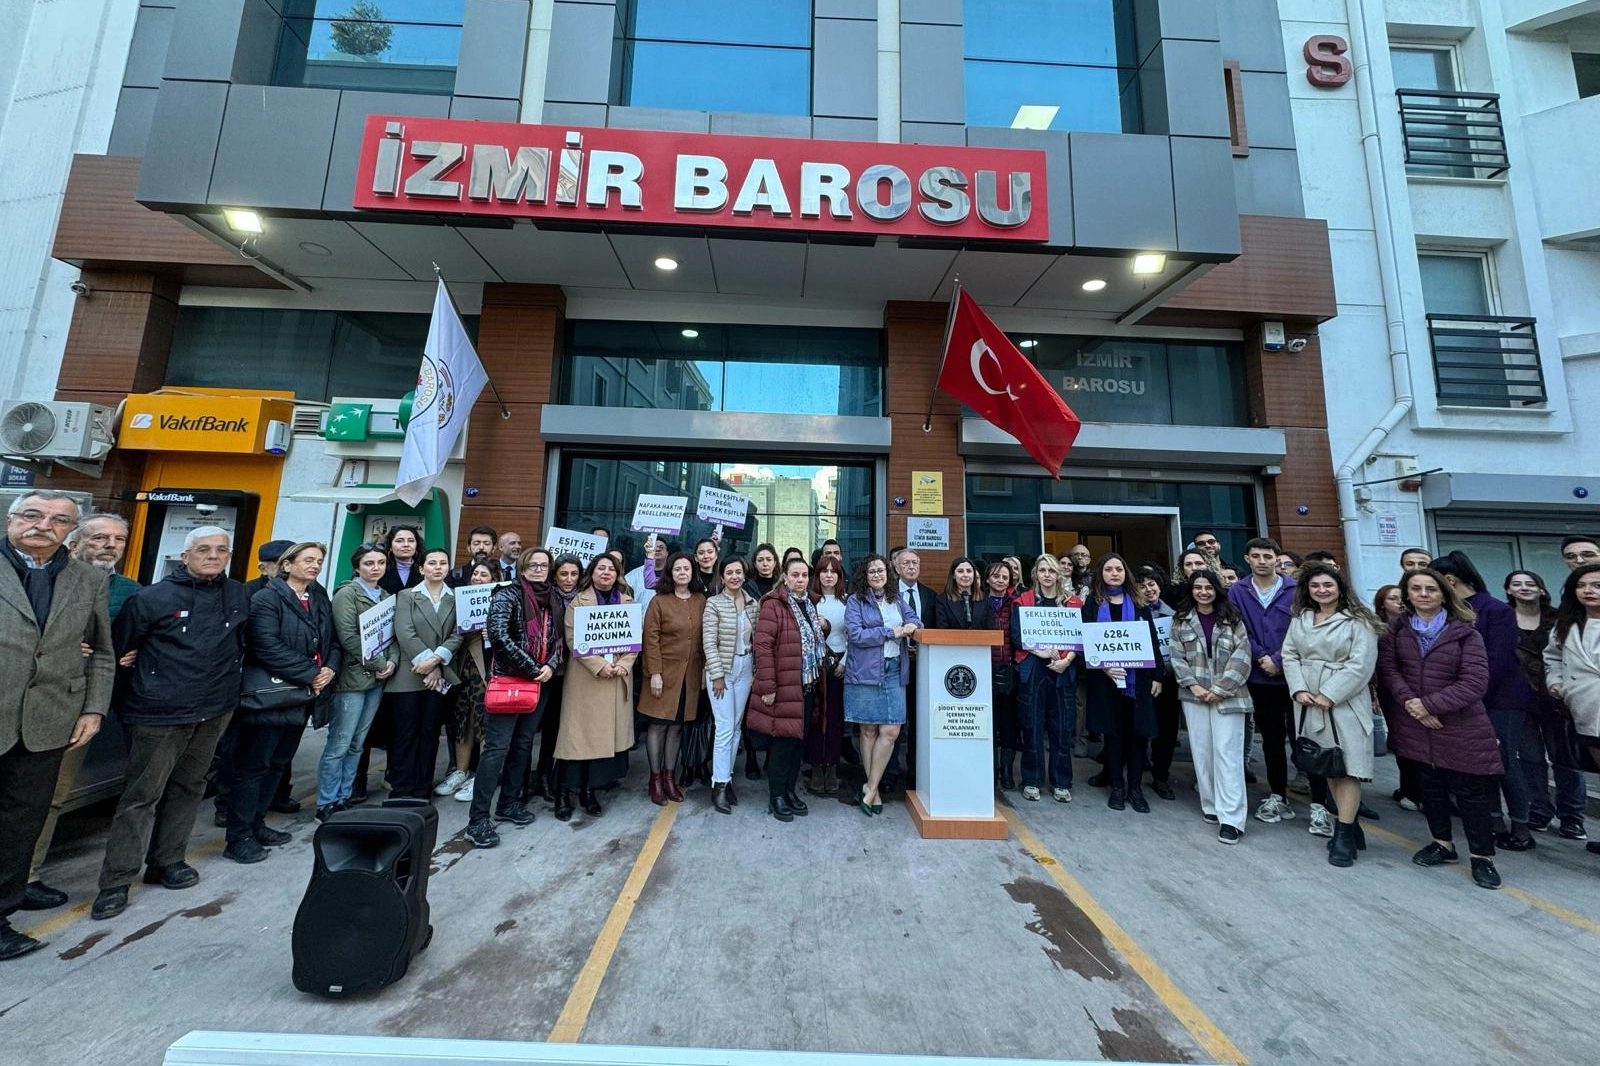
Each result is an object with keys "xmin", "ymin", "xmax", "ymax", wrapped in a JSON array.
[
  {"xmin": 1397, "ymin": 89, "xmax": 1510, "ymax": 178},
  {"xmin": 1427, "ymin": 314, "xmax": 1545, "ymax": 407}
]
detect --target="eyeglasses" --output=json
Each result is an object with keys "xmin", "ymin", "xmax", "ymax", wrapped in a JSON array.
[
  {"xmin": 11, "ymin": 510, "xmax": 77, "ymax": 528},
  {"xmin": 525, "ymin": 562, "xmax": 550, "ymax": 571},
  {"xmin": 187, "ymin": 546, "xmax": 231, "ymax": 557},
  {"xmin": 357, "ymin": 542, "xmax": 385, "ymax": 553},
  {"xmin": 1195, "ymin": 538, "xmax": 1220, "ymax": 548},
  {"xmin": 1563, "ymin": 550, "xmax": 1600, "ymax": 561}
]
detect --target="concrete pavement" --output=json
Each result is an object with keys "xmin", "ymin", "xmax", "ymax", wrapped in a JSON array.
[{"xmin": 3, "ymin": 737, "xmax": 1596, "ymax": 1066}]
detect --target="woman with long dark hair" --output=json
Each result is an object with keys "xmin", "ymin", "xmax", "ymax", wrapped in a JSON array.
[
  {"xmin": 747, "ymin": 543, "xmax": 780, "ymax": 599},
  {"xmin": 751, "ymin": 557, "xmax": 826, "ymax": 821},
  {"xmin": 690, "ymin": 537, "xmax": 721, "ymax": 597},
  {"xmin": 1081, "ymin": 553, "xmax": 1162, "ymax": 813},
  {"xmin": 377, "ymin": 525, "xmax": 424, "ymax": 595},
  {"xmin": 985, "ymin": 560, "xmax": 1021, "ymax": 791},
  {"xmin": 1281, "ymin": 563, "xmax": 1381, "ymax": 867},
  {"xmin": 844, "ymin": 553, "xmax": 920, "ymax": 815},
  {"xmin": 1507, "ymin": 568, "xmax": 1582, "ymax": 839},
  {"xmin": 1379, "ymin": 569, "xmax": 1502, "ymax": 889},
  {"xmin": 1170, "ymin": 569, "xmax": 1253, "ymax": 843},
  {"xmin": 538, "ymin": 554, "xmax": 583, "ymax": 817},
  {"xmin": 466, "ymin": 548, "xmax": 561, "ymax": 848},
  {"xmin": 554, "ymin": 553, "xmax": 637, "ymax": 817},
  {"xmin": 639, "ymin": 551, "xmax": 706, "ymax": 806},
  {"xmin": 440, "ymin": 560, "xmax": 497, "ymax": 804},
  {"xmin": 388, "ymin": 548, "xmax": 461, "ymax": 801},
  {"xmin": 1431, "ymin": 551, "xmax": 1536, "ymax": 850},
  {"xmin": 1542, "ymin": 563, "xmax": 1600, "ymax": 850},
  {"xmin": 808, "ymin": 555, "xmax": 850, "ymax": 796},
  {"xmin": 933, "ymin": 556, "xmax": 995, "ymax": 631},
  {"xmin": 319, "ymin": 544, "xmax": 397, "ymax": 821},
  {"xmin": 704, "ymin": 555, "xmax": 759, "ymax": 813}
]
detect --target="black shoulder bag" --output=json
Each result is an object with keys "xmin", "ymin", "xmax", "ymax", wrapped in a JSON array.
[{"xmin": 1292, "ymin": 705, "xmax": 1347, "ymax": 779}]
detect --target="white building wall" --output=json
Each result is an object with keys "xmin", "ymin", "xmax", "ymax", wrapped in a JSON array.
[
  {"xmin": 1281, "ymin": 0, "xmax": 1600, "ymax": 595},
  {"xmin": 0, "ymin": 0, "xmax": 139, "ymax": 400}
]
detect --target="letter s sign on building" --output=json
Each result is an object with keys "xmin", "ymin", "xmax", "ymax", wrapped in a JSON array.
[{"xmin": 353, "ymin": 117, "xmax": 1049, "ymax": 243}]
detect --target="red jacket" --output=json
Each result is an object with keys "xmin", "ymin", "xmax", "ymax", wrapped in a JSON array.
[
  {"xmin": 1378, "ymin": 616, "xmax": 1501, "ymax": 776},
  {"xmin": 749, "ymin": 590, "xmax": 818, "ymax": 739}
]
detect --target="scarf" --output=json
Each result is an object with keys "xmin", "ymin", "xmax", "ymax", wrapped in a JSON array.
[
  {"xmin": 593, "ymin": 584, "xmax": 621, "ymax": 607},
  {"xmin": 522, "ymin": 577, "xmax": 558, "ymax": 661},
  {"xmin": 1411, "ymin": 611, "xmax": 1449, "ymax": 656},
  {"xmin": 551, "ymin": 555, "xmax": 582, "ymax": 618},
  {"xmin": 4, "ymin": 544, "xmax": 70, "ymax": 631},
  {"xmin": 1097, "ymin": 587, "xmax": 1138, "ymax": 696},
  {"xmin": 786, "ymin": 591, "xmax": 823, "ymax": 686}
]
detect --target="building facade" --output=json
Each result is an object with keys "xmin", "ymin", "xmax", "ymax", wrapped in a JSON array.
[
  {"xmin": 1282, "ymin": 0, "xmax": 1600, "ymax": 595},
  {"xmin": 22, "ymin": 0, "xmax": 1347, "ymax": 583}
]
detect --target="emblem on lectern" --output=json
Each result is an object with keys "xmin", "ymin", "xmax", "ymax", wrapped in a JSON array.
[{"xmin": 943, "ymin": 665, "xmax": 977, "ymax": 700}]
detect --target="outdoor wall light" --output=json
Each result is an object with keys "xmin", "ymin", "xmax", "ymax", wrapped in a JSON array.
[
  {"xmin": 1131, "ymin": 253, "xmax": 1165, "ymax": 275},
  {"xmin": 224, "ymin": 209, "xmax": 264, "ymax": 234}
]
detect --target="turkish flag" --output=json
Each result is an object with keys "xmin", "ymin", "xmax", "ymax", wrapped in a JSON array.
[{"xmin": 935, "ymin": 289, "xmax": 1081, "ymax": 477}]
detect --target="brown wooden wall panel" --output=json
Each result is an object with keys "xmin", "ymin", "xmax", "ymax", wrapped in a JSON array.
[
  {"xmin": 1263, "ymin": 426, "xmax": 1342, "ymax": 559},
  {"xmin": 1148, "ymin": 215, "xmax": 1337, "ymax": 325},
  {"xmin": 56, "ymin": 271, "xmax": 179, "ymax": 396},
  {"xmin": 1243, "ymin": 322, "xmax": 1329, "ymax": 429},
  {"xmin": 885, "ymin": 303, "xmax": 966, "ymax": 578}
]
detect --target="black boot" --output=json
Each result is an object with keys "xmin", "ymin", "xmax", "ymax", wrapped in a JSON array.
[
  {"xmin": 553, "ymin": 789, "xmax": 574, "ymax": 821},
  {"xmin": 579, "ymin": 788, "xmax": 603, "ymax": 816},
  {"xmin": 1328, "ymin": 820, "xmax": 1358, "ymax": 868},
  {"xmin": 997, "ymin": 749, "xmax": 1016, "ymax": 791},
  {"xmin": 785, "ymin": 791, "xmax": 809, "ymax": 816},
  {"xmin": 768, "ymin": 795, "xmax": 794, "ymax": 822},
  {"xmin": 712, "ymin": 783, "xmax": 731, "ymax": 814}
]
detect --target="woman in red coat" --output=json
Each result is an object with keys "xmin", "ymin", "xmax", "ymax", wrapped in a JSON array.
[
  {"xmin": 1378, "ymin": 568, "xmax": 1503, "ymax": 889},
  {"xmin": 751, "ymin": 557, "xmax": 826, "ymax": 823}
]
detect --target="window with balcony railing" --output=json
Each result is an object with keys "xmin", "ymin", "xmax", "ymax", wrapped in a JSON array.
[
  {"xmin": 1418, "ymin": 253, "xmax": 1543, "ymax": 408},
  {"xmin": 1390, "ymin": 44, "xmax": 1507, "ymax": 178}
]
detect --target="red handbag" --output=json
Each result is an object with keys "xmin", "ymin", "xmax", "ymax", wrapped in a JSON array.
[{"xmin": 485, "ymin": 675, "xmax": 540, "ymax": 713}]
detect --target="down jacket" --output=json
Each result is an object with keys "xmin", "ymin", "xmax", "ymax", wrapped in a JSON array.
[
  {"xmin": 486, "ymin": 582, "xmax": 563, "ymax": 680},
  {"xmin": 749, "ymin": 589, "xmax": 824, "ymax": 739},
  {"xmin": 1378, "ymin": 616, "xmax": 1500, "ymax": 775}
]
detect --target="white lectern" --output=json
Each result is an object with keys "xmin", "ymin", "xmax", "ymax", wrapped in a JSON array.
[{"xmin": 908, "ymin": 629, "xmax": 1008, "ymax": 839}]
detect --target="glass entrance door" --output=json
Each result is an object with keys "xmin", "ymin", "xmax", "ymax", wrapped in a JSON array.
[
  {"xmin": 1040, "ymin": 504, "xmax": 1182, "ymax": 574},
  {"xmin": 1434, "ymin": 532, "xmax": 1569, "ymax": 594}
]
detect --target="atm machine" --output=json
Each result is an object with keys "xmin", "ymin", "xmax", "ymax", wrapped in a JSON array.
[{"xmin": 132, "ymin": 487, "xmax": 262, "ymax": 584}]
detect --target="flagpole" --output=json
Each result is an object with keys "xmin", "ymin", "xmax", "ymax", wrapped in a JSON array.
[
  {"xmin": 921, "ymin": 275, "xmax": 961, "ymax": 433},
  {"xmin": 432, "ymin": 262, "xmax": 512, "ymax": 420}
]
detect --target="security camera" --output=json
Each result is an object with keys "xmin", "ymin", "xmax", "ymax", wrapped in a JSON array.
[
  {"xmin": 69, "ymin": 280, "xmax": 91, "ymax": 298},
  {"xmin": 345, "ymin": 502, "xmax": 366, "ymax": 514},
  {"xmin": 195, "ymin": 503, "xmax": 218, "ymax": 516},
  {"xmin": 1287, "ymin": 337, "xmax": 1309, "ymax": 353}
]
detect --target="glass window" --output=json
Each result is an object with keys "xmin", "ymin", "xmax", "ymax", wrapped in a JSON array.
[
  {"xmin": 1574, "ymin": 53, "xmax": 1600, "ymax": 99},
  {"xmin": 272, "ymin": 0, "xmax": 465, "ymax": 96},
  {"xmin": 620, "ymin": 1, "xmax": 812, "ymax": 116},
  {"xmin": 1006, "ymin": 334, "xmax": 1248, "ymax": 426},
  {"xmin": 1418, "ymin": 253, "xmax": 1491, "ymax": 314},
  {"xmin": 561, "ymin": 321, "xmax": 883, "ymax": 416},
  {"xmin": 557, "ymin": 454, "xmax": 875, "ymax": 572},
  {"xmin": 965, "ymin": 474, "xmax": 1256, "ymax": 571},
  {"xmin": 963, "ymin": 0, "xmax": 1142, "ymax": 133},
  {"xmin": 166, "ymin": 307, "xmax": 477, "ymax": 403}
]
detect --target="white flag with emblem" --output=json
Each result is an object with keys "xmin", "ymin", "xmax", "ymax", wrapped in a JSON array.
[{"xmin": 395, "ymin": 279, "xmax": 490, "ymax": 506}]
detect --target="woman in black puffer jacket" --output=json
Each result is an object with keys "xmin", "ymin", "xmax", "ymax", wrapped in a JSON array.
[
  {"xmin": 466, "ymin": 547, "xmax": 563, "ymax": 848},
  {"xmin": 232, "ymin": 542, "xmax": 340, "ymax": 864}
]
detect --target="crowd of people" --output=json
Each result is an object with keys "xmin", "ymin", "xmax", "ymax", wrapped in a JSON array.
[{"xmin": 1, "ymin": 488, "xmax": 1596, "ymax": 962}]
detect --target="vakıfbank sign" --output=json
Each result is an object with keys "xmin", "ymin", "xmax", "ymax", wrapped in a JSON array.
[
  {"xmin": 119, "ymin": 394, "xmax": 294, "ymax": 454},
  {"xmin": 353, "ymin": 116, "xmax": 1049, "ymax": 242}
]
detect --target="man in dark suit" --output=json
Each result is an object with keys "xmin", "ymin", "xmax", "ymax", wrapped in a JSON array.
[
  {"xmin": 883, "ymin": 546, "xmax": 936, "ymax": 797},
  {"xmin": 447, "ymin": 525, "xmax": 498, "ymax": 587},
  {"xmin": 0, "ymin": 492, "xmax": 114, "ymax": 960}
]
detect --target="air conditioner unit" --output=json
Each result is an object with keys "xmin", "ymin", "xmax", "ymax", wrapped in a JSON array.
[{"xmin": 0, "ymin": 400, "xmax": 117, "ymax": 460}]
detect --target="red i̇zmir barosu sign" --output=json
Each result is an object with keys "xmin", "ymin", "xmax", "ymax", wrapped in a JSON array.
[{"xmin": 353, "ymin": 116, "xmax": 1049, "ymax": 242}]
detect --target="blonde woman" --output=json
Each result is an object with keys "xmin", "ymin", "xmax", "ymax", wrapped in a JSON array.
[{"xmin": 1006, "ymin": 554, "xmax": 1081, "ymax": 802}]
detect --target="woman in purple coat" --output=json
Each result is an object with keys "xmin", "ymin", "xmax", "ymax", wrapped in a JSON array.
[{"xmin": 1378, "ymin": 568, "xmax": 1503, "ymax": 890}]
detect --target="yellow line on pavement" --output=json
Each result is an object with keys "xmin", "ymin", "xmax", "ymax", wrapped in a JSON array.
[
  {"xmin": 1363, "ymin": 822, "xmax": 1600, "ymax": 937},
  {"xmin": 1003, "ymin": 808, "xmax": 1249, "ymax": 1065},
  {"xmin": 547, "ymin": 801, "xmax": 679, "ymax": 1043}
]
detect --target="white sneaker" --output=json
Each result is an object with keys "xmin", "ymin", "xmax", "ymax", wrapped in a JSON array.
[
  {"xmin": 1255, "ymin": 795, "xmax": 1287, "ymax": 823},
  {"xmin": 434, "ymin": 768, "xmax": 469, "ymax": 796},
  {"xmin": 1398, "ymin": 797, "xmax": 1420, "ymax": 812},
  {"xmin": 1053, "ymin": 788, "xmax": 1072, "ymax": 803},
  {"xmin": 1308, "ymin": 803, "xmax": 1334, "ymax": 837},
  {"xmin": 1022, "ymin": 786, "xmax": 1041, "ymax": 801},
  {"xmin": 454, "ymin": 777, "xmax": 474, "ymax": 802}
]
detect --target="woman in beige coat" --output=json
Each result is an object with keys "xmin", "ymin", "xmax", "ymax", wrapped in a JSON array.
[
  {"xmin": 639, "ymin": 552, "xmax": 706, "ymax": 805},
  {"xmin": 556, "ymin": 554, "xmax": 637, "ymax": 803},
  {"xmin": 1281, "ymin": 563, "xmax": 1381, "ymax": 868}
]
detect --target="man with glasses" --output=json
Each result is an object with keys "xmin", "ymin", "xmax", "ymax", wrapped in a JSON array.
[
  {"xmin": 1, "ymin": 492, "xmax": 114, "ymax": 960},
  {"xmin": 1192, "ymin": 531, "xmax": 1223, "ymax": 570},
  {"xmin": 1560, "ymin": 536, "xmax": 1600, "ymax": 570},
  {"xmin": 89, "ymin": 528, "xmax": 251, "ymax": 921}
]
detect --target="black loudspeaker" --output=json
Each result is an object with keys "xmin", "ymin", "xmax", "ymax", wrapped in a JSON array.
[{"xmin": 292, "ymin": 798, "xmax": 437, "ymax": 997}]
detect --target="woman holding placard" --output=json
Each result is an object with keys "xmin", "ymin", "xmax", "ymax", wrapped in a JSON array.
[
  {"xmin": 809, "ymin": 556, "xmax": 850, "ymax": 796},
  {"xmin": 466, "ymin": 548, "xmax": 561, "ymax": 848},
  {"xmin": 704, "ymin": 556, "xmax": 760, "ymax": 813},
  {"xmin": 640, "ymin": 552, "xmax": 707, "ymax": 806},
  {"xmin": 844, "ymin": 553, "xmax": 921, "ymax": 816},
  {"xmin": 439, "ymin": 560, "xmax": 498, "ymax": 804},
  {"xmin": 318, "ymin": 544, "xmax": 399, "ymax": 821},
  {"xmin": 1171, "ymin": 569, "xmax": 1254, "ymax": 843},
  {"xmin": 387, "ymin": 548, "xmax": 462, "ymax": 802},
  {"xmin": 752, "ymin": 557, "xmax": 827, "ymax": 821},
  {"xmin": 555, "ymin": 553, "xmax": 638, "ymax": 814},
  {"xmin": 1082, "ymin": 553, "xmax": 1164, "ymax": 814},
  {"xmin": 1008, "ymin": 554, "xmax": 1080, "ymax": 803},
  {"xmin": 1280, "ymin": 562, "xmax": 1381, "ymax": 867}
]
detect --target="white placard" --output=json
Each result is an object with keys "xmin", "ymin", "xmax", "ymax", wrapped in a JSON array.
[
  {"xmin": 1018, "ymin": 606, "xmax": 1083, "ymax": 652},
  {"xmin": 630, "ymin": 494, "xmax": 688, "ymax": 535},
  {"xmin": 1153, "ymin": 616, "xmax": 1173, "ymax": 659},
  {"xmin": 546, "ymin": 526, "xmax": 608, "ymax": 567},
  {"xmin": 358, "ymin": 597, "xmax": 396, "ymax": 660},
  {"xmin": 1376, "ymin": 513, "xmax": 1399, "ymax": 546},
  {"xmin": 1081, "ymin": 620, "xmax": 1157, "ymax": 669},
  {"xmin": 932, "ymin": 703, "xmax": 991, "ymax": 741},
  {"xmin": 906, "ymin": 516, "xmax": 950, "ymax": 551},
  {"xmin": 572, "ymin": 602, "xmax": 645, "ymax": 656},
  {"xmin": 695, "ymin": 486, "xmax": 750, "ymax": 529},
  {"xmin": 455, "ymin": 581, "xmax": 508, "ymax": 633}
]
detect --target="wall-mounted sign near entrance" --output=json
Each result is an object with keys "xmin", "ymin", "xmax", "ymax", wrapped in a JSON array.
[{"xmin": 354, "ymin": 117, "xmax": 1049, "ymax": 242}]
